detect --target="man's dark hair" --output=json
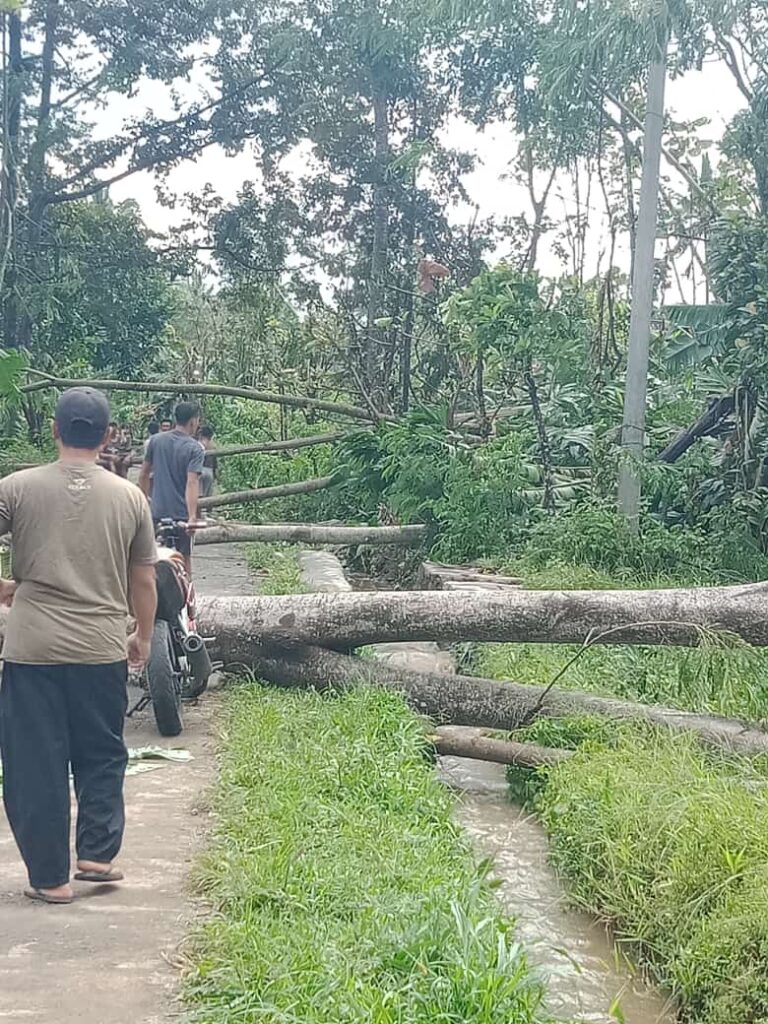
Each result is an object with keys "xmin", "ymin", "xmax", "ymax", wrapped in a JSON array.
[
  {"xmin": 55, "ymin": 387, "xmax": 111, "ymax": 450},
  {"xmin": 175, "ymin": 401, "xmax": 201, "ymax": 426},
  {"xmin": 148, "ymin": 420, "xmax": 160, "ymax": 436},
  {"xmin": 199, "ymin": 424, "xmax": 214, "ymax": 440},
  {"xmin": 109, "ymin": 421, "xmax": 118, "ymax": 429}
]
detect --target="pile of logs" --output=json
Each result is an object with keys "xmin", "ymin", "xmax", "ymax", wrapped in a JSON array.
[{"xmin": 419, "ymin": 561, "xmax": 522, "ymax": 593}]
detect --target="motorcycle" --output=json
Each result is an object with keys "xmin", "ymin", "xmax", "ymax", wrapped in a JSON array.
[{"xmin": 128, "ymin": 519, "xmax": 214, "ymax": 737}]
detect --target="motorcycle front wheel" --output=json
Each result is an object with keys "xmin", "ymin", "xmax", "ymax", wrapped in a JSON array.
[{"xmin": 146, "ymin": 620, "xmax": 183, "ymax": 737}]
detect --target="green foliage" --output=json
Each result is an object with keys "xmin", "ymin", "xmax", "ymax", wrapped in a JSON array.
[
  {"xmin": 539, "ymin": 734, "xmax": 768, "ymax": 1024},
  {"xmin": 185, "ymin": 686, "xmax": 553, "ymax": 1024},
  {"xmin": 31, "ymin": 201, "xmax": 177, "ymax": 375},
  {"xmin": 504, "ymin": 715, "xmax": 621, "ymax": 806},
  {"xmin": 516, "ymin": 502, "xmax": 768, "ymax": 583},
  {"xmin": 244, "ymin": 544, "xmax": 304, "ymax": 595}
]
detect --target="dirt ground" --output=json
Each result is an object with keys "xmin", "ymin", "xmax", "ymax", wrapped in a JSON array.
[{"xmin": 0, "ymin": 542, "xmax": 248, "ymax": 1024}]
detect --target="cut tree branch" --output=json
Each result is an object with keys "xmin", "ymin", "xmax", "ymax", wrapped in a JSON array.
[
  {"xmin": 198, "ymin": 476, "xmax": 334, "ymax": 510},
  {"xmin": 21, "ymin": 373, "xmax": 389, "ymax": 422},
  {"xmin": 432, "ymin": 726, "xmax": 573, "ymax": 768},
  {"xmin": 212, "ymin": 433, "xmax": 349, "ymax": 458}
]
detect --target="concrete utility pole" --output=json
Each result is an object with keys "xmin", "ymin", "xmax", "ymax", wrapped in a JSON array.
[{"xmin": 618, "ymin": 31, "xmax": 669, "ymax": 532}]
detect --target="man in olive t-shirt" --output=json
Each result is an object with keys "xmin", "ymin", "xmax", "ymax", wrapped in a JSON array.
[{"xmin": 0, "ymin": 388, "xmax": 158, "ymax": 905}]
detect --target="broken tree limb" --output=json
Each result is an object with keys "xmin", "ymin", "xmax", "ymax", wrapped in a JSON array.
[
  {"xmin": 210, "ymin": 433, "xmax": 349, "ymax": 458},
  {"xmin": 195, "ymin": 522, "xmax": 427, "ymax": 547},
  {"xmin": 196, "ymin": 581, "xmax": 768, "ymax": 650},
  {"xmin": 432, "ymin": 727, "xmax": 573, "ymax": 767},
  {"xmin": 227, "ymin": 641, "xmax": 768, "ymax": 756},
  {"xmin": 659, "ymin": 394, "xmax": 735, "ymax": 464},
  {"xmin": 198, "ymin": 476, "xmax": 334, "ymax": 511},
  {"xmin": 21, "ymin": 372, "xmax": 392, "ymax": 423}
]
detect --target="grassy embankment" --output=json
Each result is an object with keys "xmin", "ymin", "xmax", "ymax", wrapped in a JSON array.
[
  {"xmin": 476, "ymin": 562, "xmax": 768, "ymax": 1024},
  {"xmin": 185, "ymin": 543, "xmax": 557, "ymax": 1024},
  {"xmin": 185, "ymin": 688, "xmax": 556, "ymax": 1023}
]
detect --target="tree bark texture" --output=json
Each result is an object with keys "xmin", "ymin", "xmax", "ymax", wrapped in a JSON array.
[
  {"xmin": 196, "ymin": 582, "xmax": 768, "ymax": 651},
  {"xmin": 196, "ymin": 523, "xmax": 426, "ymax": 546}
]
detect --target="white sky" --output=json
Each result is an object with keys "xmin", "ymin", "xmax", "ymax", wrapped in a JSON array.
[{"xmin": 102, "ymin": 56, "xmax": 745, "ymax": 294}]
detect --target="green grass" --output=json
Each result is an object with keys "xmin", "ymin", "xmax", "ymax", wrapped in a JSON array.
[
  {"xmin": 538, "ymin": 733, "xmax": 768, "ymax": 1024},
  {"xmin": 185, "ymin": 686, "xmax": 555, "ymax": 1023},
  {"xmin": 245, "ymin": 543, "xmax": 305, "ymax": 595}
]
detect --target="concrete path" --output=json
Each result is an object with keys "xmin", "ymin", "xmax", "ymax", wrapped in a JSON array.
[{"xmin": 0, "ymin": 542, "xmax": 251, "ymax": 1024}]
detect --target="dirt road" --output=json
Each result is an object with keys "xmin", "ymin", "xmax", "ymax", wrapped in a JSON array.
[{"xmin": 0, "ymin": 542, "xmax": 248, "ymax": 1024}]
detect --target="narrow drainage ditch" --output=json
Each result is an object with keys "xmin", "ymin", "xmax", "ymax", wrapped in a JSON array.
[{"xmin": 298, "ymin": 550, "xmax": 675, "ymax": 1024}]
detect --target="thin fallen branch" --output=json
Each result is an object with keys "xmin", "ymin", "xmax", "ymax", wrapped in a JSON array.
[
  {"xmin": 21, "ymin": 372, "xmax": 390, "ymax": 423},
  {"xmin": 432, "ymin": 726, "xmax": 573, "ymax": 767},
  {"xmin": 211, "ymin": 433, "xmax": 349, "ymax": 458},
  {"xmin": 198, "ymin": 476, "xmax": 334, "ymax": 510},
  {"xmin": 196, "ymin": 523, "xmax": 426, "ymax": 546}
]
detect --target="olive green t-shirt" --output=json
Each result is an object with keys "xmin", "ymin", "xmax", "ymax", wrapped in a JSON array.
[{"xmin": 0, "ymin": 462, "xmax": 157, "ymax": 665}]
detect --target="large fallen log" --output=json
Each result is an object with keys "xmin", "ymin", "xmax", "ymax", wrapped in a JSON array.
[
  {"xmin": 227, "ymin": 641, "xmax": 768, "ymax": 756},
  {"xmin": 432, "ymin": 727, "xmax": 573, "ymax": 767},
  {"xmin": 196, "ymin": 523, "xmax": 427, "ymax": 546},
  {"xmin": 21, "ymin": 372, "xmax": 392, "ymax": 423},
  {"xmin": 196, "ymin": 581, "xmax": 768, "ymax": 650},
  {"xmin": 198, "ymin": 476, "xmax": 334, "ymax": 510}
]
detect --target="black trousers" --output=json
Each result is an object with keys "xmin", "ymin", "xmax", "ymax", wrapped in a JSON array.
[{"xmin": 0, "ymin": 661, "xmax": 128, "ymax": 889}]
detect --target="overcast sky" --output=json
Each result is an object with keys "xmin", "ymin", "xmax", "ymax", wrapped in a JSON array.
[{"xmin": 102, "ymin": 56, "xmax": 744, "ymax": 293}]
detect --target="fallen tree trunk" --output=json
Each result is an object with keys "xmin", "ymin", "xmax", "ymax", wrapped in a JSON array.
[
  {"xmin": 196, "ymin": 523, "xmax": 427, "ymax": 546},
  {"xmin": 198, "ymin": 476, "xmax": 334, "ymax": 511},
  {"xmin": 196, "ymin": 581, "xmax": 768, "ymax": 649},
  {"xmin": 21, "ymin": 372, "xmax": 391, "ymax": 423},
  {"xmin": 211, "ymin": 433, "xmax": 349, "ymax": 458},
  {"xmin": 432, "ymin": 727, "xmax": 573, "ymax": 767},
  {"xmin": 227, "ymin": 641, "xmax": 768, "ymax": 756}
]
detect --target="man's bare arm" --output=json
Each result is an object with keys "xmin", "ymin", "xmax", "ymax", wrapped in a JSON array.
[
  {"xmin": 128, "ymin": 563, "xmax": 157, "ymax": 669},
  {"xmin": 138, "ymin": 460, "xmax": 153, "ymax": 499},
  {"xmin": 185, "ymin": 471, "xmax": 200, "ymax": 524}
]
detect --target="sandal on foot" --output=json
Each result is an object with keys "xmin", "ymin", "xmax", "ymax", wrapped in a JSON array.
[
  {"xmin": 25, "ymin": 887, "xmax": 73, "ymax": 905},
  {"xmin": 74, "ymin": 869, "xmax": 124, "ymax": 883}
]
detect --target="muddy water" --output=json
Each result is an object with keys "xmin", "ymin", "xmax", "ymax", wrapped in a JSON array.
[
  {"xmin": 298, "ymin": 552, "xmax": 674, "ymax": 1024},
  {"xmin": 440, "ymin": 754, "xmax": 675, "ymax": 1024}
]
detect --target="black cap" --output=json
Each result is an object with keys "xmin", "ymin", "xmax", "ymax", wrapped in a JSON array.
[{"xmin": 55, "ymin": 387, "xmax": 111, "ymax": 449}]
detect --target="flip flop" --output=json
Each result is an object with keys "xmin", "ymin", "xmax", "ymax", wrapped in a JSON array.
[
  {"xmin": 74, "ymin": 869, "xmax": 124, "ymax": 884},
  {"xmin": 24, "ymin": 887, "xmax": 73, "ymax": 905}
]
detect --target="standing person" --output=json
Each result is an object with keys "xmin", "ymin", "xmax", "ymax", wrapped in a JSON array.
[
  {"xmin": 138, "ymin": 401, "xmax": 204, "ymax": 576},
  {"xmin": 97, "ymin": 421, "xmax": 120, "ymax": 473},
  {"xmin": 198, "ymin": 424, "xmax": 218, "ymax": 498},
  {"xmin": 144, "ymin": 420, "xmax": 160, "ymax": 457},
  {"xmin": 159, "ymin": 418, "xmax": 173, "ymax": 432},
  {"xmin": 0, "ymin": 387, "xmax": 158, "ymax": 905}
]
